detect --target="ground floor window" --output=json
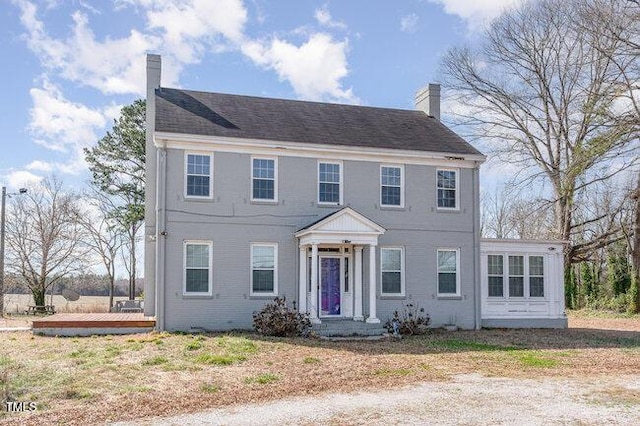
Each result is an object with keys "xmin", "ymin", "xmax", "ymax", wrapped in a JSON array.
[
  {"xmin": 437, "ymin": 248, "xmax": 459, "ymax": 296},
  {"xmin": 381, "ymin": 247, "xmax": 404, "ymax": 295},
  {"xmin": 251, "ymin": 243, "xmax": 278, "ymax": 295},
  {"xmin": 487, "ymin": 254, "xmax": 545, "ymax": 298},
  {"xmin": 184, "ymin": 241, "xmax": 212, "ymax": 295}
]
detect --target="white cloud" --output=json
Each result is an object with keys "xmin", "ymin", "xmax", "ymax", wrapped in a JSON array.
[
  {"xmin": 144, "ymin": 0, "xmax": 248, "ymax": 63},
  {"xmin": 400, "ymin": 13, "xmax": 419, "ymax": 33},
  {"xmin": 314, "ymin": 5, "xmax": 347, "ymax": 30},
  {"xmin": 25, "ymin": 160, "xmax": 53, "ymax": 172},
  {"xmin": 17, "ymin": 0, "xmax": 357, "ymax": 103},
  {"xmin": 242, "ymin": 33, "xmax": 357, "ymax": 103},
  {"xmin": 4, "ymin": 170, "xmax": 43, "ymax": 190},
  {"xmin": 17, "ymin": 1, "xmax": 161, "ymax": 95},
  {"xmin": 29, "ymin": 79, "xmax": 107, "ymax": 153},
  {"xmin": 428, "ymin": 0, "xmax": 522, "ymax": 32}
]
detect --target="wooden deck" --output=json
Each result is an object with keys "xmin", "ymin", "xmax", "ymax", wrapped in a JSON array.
[{"xmin": 32, "ymin": 313, "xmax": 155, "ymax": 335}]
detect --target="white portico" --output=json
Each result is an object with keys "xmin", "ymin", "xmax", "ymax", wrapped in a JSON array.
[{"xmin": 295, "ymin": 208, "xmax": 385, "ymax": 324}]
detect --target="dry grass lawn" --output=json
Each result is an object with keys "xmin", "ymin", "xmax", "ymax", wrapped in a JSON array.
[{"xmin": 0, "ymin": 312, "xmax": 638, "ymax": 425}]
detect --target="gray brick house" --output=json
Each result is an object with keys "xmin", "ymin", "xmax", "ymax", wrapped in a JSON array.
[{"xmin": 143, "ymin": 54, "xmax": 567, "ymax": 333}]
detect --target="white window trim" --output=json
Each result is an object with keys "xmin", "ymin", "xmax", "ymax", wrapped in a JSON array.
[
  {"xmin": 436, "ymin": 168, "xmax": 460, "ymax": 211},
  {"xmin": 437, "ymin": 248, "xmax": 461, "ymax": 297},
  {"xmin": 317, "ymin": 160, "xmax": 343, "ymax": 205},
  {"xmin": 484, "ymin": 253, "xmax": 548, "ymax": 300},
  {"xmin": 487, "ymin": 254, "xmax": 505, "ymax": 298},
  {"xmin": 380, "ymin": 164, "xmax": 404, "ymax": 208},
  {"xmin": 184, "ymin": 151, "xmax": 214, "ymax": 199},
  {"xmin": 507, "ymin": 254, "xmax": 525, "ymax": 298},
  {"xmin": 380, "ymin": 246, "xmax": 405, "ymax": 296},
  {"xmin": 250, "ymin": 242, "xmax": 278, "ymax": 296},
  {"xmin": 250, "ymin": 156, "xmax": 278, "ymax": 202},
  {"xmin": 183, "ymin": 240, "xmax": 213, "ymax": 296},
  {"xmin": 528, "ymin": 255, "xmax": 545, "ymax": 298}
]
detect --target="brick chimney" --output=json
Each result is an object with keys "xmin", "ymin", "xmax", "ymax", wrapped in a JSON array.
[{"xmin": 415, "ymin": 84, "xmax": 440, "ymax": 121}]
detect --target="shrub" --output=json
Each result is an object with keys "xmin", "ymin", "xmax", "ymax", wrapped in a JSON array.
[
  {"xmin": 253, "ymin": 297, "xmax": 311, "ymax": 337},
  {"xmin": 384, "ymin": 302, "xmax": 431, "ymax": 336}
]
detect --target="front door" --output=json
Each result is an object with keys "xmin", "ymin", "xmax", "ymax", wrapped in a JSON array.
[{"xmin": 320, "ymin": 256, "xmax": 341, "ymax": 316}]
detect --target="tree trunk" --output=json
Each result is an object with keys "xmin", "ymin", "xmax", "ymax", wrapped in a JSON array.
[
  {"xmin": 632, "ymin": 172, "xmax": 640, "ymax": 313},
  {"xmin": 109, "ymin": 262, "xmax": 115, "ymax": 310},
  {"xmin": 31, "ymin": 285, "xmax": 45, "ymax": 307}
]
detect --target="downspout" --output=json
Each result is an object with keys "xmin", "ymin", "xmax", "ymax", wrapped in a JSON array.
[
  {"xmin": 155, "ymin": 142, "xmax": 167, "ymax": 330},
  {"xmin": 472, "ymin": 162, "xmax": 482, "ymax": 330}
]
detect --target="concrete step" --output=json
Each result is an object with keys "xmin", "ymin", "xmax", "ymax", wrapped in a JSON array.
[{"xmin": 312, "ymin": 320, "xmax": 387, "ymax": 337}]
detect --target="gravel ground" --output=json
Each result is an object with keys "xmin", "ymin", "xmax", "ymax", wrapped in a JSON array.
[{"xmin": 119, "ymin": 373, "xmax": 640, "ymax": 426}]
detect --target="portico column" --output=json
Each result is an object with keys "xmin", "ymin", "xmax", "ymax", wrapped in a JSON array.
[
  {"xmin": 353, "ymin": 246, "xmax": 364, "ymax": 321},
  {"xmin": 298, "ymin": 246, "xmax": 307, "ymax": 314},
  {"xmin": 366, "ymin": 244, "xmax": 380, "ymax": 323},
  {"xmin": 310, "ymin": 244, "xmax": 320, "ymax": 323}
]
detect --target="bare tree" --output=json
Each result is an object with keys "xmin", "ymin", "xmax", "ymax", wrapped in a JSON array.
[
  {"xmin": 440, "ymin": 0, "xmax": 638, "ymax": 274},
  {"xmin": 77, "ymin": 190, "xmax": 124, "ymax": 309},
  {"xmin": 481, "ymin": 184, "xmax": 554, "ymax": 239},
  {"xmin": 5, "ymin": 177, "xmax": 89, "ymax": 307}
]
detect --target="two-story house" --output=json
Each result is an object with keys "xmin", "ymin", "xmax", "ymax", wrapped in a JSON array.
[{"xmin": 143, "ymin": 54, "xmax": 567, "ymax": 333}]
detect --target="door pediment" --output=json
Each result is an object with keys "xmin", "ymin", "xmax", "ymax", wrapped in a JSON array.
[{"xmin": 295, "ymin": 207, "xmax": 385, "ymax": 246}]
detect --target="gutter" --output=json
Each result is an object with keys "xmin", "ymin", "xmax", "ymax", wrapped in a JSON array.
[{"xmin": 155, "ymin": 142, "xmax": 167, "ymax": 331}]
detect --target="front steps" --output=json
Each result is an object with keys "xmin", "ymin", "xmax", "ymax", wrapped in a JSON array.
[{"xmin": 312, "ymin": 319, "xmax": 387, "ymax": 337}]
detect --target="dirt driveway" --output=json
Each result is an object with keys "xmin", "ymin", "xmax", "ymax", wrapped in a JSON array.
[{"xmin": 121, "ymin": 373, "xmax": 639, "ymax": 425}]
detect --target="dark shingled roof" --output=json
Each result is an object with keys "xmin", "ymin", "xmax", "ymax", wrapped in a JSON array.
[{"xmin": 155, "ymin": 87, "xmax": 482, "ymax": 156}]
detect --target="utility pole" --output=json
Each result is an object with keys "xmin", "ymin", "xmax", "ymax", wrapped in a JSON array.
[
  {"xmin": 0, "ymin": 186, "xmax": 6, "ymax": 316},
  {"xmin": 0, "ymin": 187, "xmax": 27, "ymax": 316}
]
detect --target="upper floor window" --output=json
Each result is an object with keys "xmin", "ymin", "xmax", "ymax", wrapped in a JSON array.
[
  {"xmin": 381, "ymin": 247, "xmax": 404, "ymax": 295},
  {"xmin": 184, "ymin": 241, "xmax": 212, "ymax": 295},
  {"xmin": 251, "ymin": 243, "xmax": 278, "ymax": 296},
  {"xmin": 318, "ymin": 162, "xmax": 342, "ymax": 205},
  {"xmin": 437, "ymin": 248, "xmax": 460, "ymax": 296},
  {"xmin": 252, "ymin": 157, "xmax": 277, "ymax": 201},
  {"xmin": 381, "ymin": 165, "xmax": 403, "ymax": 207},
  {"xmin": 185, "ymin": 153, "xmax": 212, "ymax": 198},
  {"xmin": 437, "ymin": 169, "xmax": 458, "ymax": 209}
]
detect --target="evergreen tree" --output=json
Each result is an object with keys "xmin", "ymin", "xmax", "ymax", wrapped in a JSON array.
[
  {"xmin": 606, "ymin": 242, "xmax": 631, "ymax": 296},
  {"xmin": 84, "ymin": 99, "xmax": 145, "ymax": 300}
]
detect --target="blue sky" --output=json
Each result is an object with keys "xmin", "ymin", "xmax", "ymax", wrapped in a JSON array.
[{"xmin": 0, "ymin": 0, "xmax": 519, "ymax": 191}]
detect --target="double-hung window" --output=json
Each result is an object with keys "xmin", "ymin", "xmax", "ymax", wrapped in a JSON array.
[
  {"xmin": 184, "ymin": 241, "xmax": 212, "ymax": 295},
  {"xmin": 508, "ymin": 255, "xmax": 525, "ymax": 297},
  {"xmin": 486, "ymin": 254, "xmax": 545, "ymax": 298},
  {"xmin": 437, "ymin": 249, "xmax": 460, "ymax": 296},
  {"xmin": 436, "ymin": 169, "xmax": 458, "ymax": 209},
  {"xmin": 251, "ymin": 243, "xmax": 278, "ymax": 296},
  {"xmin": 252, "ymin": 157, "xmax": 277, "ymax": 201},
  {"xmin": 185, "ymin": 153, "xmax": 212, "ymax": 198},
  {"xmin": 529, "ymin": 256, "xmax": 544, "ymax": 297},
  {"xmin": 381, "ymin": 247, "xmax": 404, "ymax": 295},
  {"xmin": 318, "ymin": 162, "xmax": 342, "ymax": 204},
  {"xmin": 487, "ymin": 254, "xmax": 504, "ymax": 297},
  {"xmin": 381, "ymin": 165, "xmax": 403, "ymax": 207}
]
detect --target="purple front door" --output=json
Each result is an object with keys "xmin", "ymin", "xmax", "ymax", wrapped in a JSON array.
[{"xmin": 320, "ymin": 257, "xmax": 341, "ymax": 316}]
